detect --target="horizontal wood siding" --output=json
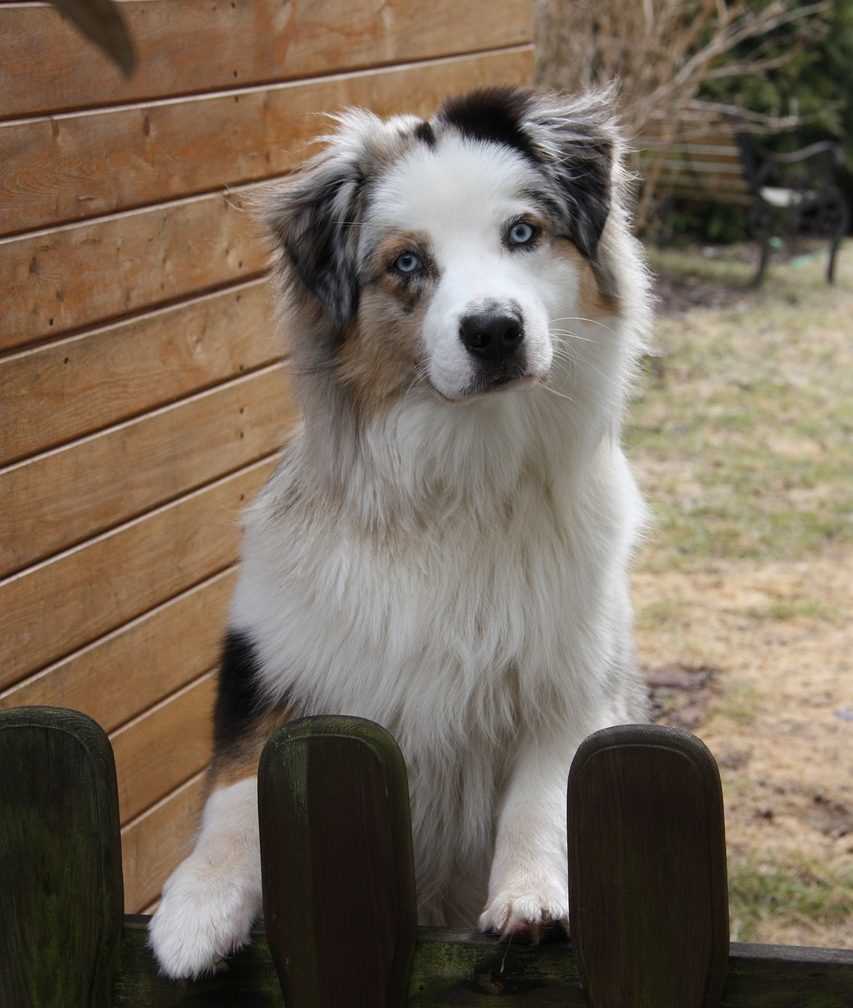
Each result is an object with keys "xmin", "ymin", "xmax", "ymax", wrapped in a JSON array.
[
  {"xmin": 0, "ymin": 0, "xmax": 534, "ymax": 912},
  {"xmin": 0, "ymin": 0, "xmax": 532, "ymax": 117},
  {"xmin": 1, "ymin": 47, "xmax": 533, "ymax": 235},
  {"xmin": 0, "ymin": 570, "xmax": 236, "ymax": 731},
  {"xmin": 121, "ymin": 773, "xmax": 208, "ymax": 912},
  {"xmin": 1, "ymin": 186, "xmax": 268, "ymax": 351},
  {"xmin": 0, "ymin": 458, "xmax": 276, "ymax": 685},
  {"xmin": 111, "ymin": 672, "xmax": 217, "ymax": 822},
  {"xmin": 0, "ymin": 365, "xmax": 292, "ymax": 575},
  {"xmin": 0, "ymin": 280, "xmax": 278, "ymax": 465}
]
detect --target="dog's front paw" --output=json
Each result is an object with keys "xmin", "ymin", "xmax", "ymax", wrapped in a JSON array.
[
  {"xmin": 479, "ymin": 878, "xmax": 569, "ymax": 942},
  {"xmin": 148, "ymin": 856, "xmax": 259, "ymax": 980}
]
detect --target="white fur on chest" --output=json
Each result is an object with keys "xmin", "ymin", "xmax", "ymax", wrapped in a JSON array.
[
  {"xmin": 230, "ymin": 404, "xmax": 642, "ymax": 913},
  {"xmin": 234, "ymin": 432, "xmax": 637, "ymax": 731}
]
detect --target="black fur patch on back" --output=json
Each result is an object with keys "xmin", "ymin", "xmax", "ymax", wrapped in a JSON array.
[
  {"xmin": 414, "ymin": 120, "xmax": 436, "ymax": 147},
  {"xmin": 441, "ymin": 87, "xmax": 536, "ymax": 163},
  {"xmin": 213, "ymin": 629, "xmax": 266, "ymax": 752}
]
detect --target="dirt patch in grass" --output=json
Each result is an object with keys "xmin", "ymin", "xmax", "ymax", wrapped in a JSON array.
[
  {"xmin": 652, "ymin": 240, "xmax": 831, "ymax": 316},
  {"xmin": 654, "ymin": 266, "xmax": 751, "ymax": 316},
  {"xmin": 630, "ymin": 240, "xmax": 853, "ymax": 947},
  {"xmin": 646, "ymin": 661, "xmax": 719, "ymax": 730}
]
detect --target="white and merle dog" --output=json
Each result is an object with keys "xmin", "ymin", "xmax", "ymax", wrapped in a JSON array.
[{"xmin": 150, "ymin": 86, "xmax": 652, "ymax": 979}]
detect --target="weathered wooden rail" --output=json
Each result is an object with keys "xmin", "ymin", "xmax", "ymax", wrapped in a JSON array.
[{"xmin": 1, "ymin": 706, "xmax": 851, "ymax": 1007}]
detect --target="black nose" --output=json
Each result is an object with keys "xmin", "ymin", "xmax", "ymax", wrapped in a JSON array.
[{"xmin": 459, "ymin": 311, "xmax": 524, "ymax": 362}]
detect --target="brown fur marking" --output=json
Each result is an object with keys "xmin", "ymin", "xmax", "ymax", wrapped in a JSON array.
[
  {"xmin": 207, "ymin": 707, "xmax": 293, "ymax": 794},
  {"xmin": 337, "ymin": 230, "xmax": 435, "ymax": 417},
  {"xmin": 554, "ymin": 239, "xmax": 619, "ymax": 317}
]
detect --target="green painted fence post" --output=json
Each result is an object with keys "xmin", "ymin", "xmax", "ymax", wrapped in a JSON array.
[
  {"xmin": 568, "ymin": 724, "xmax": 729, "ymax": 1008},
  {"xmin": 258, "ymin": 716, "xmax": 417, "ymax": 1008},
  {"xmin": 0, "ymin": 706, "xmax": 124, "ymax": 1007}
]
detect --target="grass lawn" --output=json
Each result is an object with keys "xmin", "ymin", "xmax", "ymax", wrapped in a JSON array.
[{"xmin": 628, "ymin": 239, "xmax": 853, "ymax": 946}]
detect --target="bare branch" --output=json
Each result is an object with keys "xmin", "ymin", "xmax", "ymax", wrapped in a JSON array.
[
  {"xmin": 535, "ymin": 0, "xmax": 828, "ymax": 229},
  {"xmin": 704, "ymin": 54, "xmax": 795, "ymax": 80}
]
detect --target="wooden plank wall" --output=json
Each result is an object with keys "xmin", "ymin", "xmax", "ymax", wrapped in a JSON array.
[{"xmin": 0, "ymin": 0, "xmax": 534, "ymax": 912}]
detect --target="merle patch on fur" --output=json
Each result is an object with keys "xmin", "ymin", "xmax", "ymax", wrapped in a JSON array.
[
  {"xmin": 523, "ymin": 98, "xmax": 614, "ymax": 261},
  {"xmin": 213, "ymin": 629, "xmax": 267, "ymax": 752},
  {"xmin": 551, "ymin": 142, "xmax": 612, "ymax": 260},
  {"xmin": 268, "ymin": 162, "xmax": 365, "ymax": 332},
  {"xmin": 441, "ymin": 87, "xmax": 538, "ymax": 164},
  {"xmin": 414, "ymin": 120, "xmax": 436, "ymax": 147}
]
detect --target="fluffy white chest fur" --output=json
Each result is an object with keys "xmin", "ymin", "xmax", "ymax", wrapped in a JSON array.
[
  {"xmin": 233, "ymin": 397, "xmax": 645, "ymax": 915},
  {"xmin": 149, "ymin": 85, "xmax": 652, "ymax": 980}
]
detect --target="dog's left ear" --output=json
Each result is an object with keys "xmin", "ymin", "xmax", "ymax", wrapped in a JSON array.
[
  {"xmin": 522, "ymin": 88, "xmax": 622, "ymax": 261},
  {"xmin": 263, "ymin": 117, "xmax": 372, "ymax": 331}
]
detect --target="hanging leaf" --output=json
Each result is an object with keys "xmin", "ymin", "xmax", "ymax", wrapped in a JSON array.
[{"xmin": 49, "ymin": 0, "xmax": 136, "ymax": 77}]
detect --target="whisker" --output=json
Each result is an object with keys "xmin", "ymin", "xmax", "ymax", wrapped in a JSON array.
[
  {"xmin": 569, "ymin": 355, "xmax": 616, "ymax": 388},
  {"xmin": 403, "ymin": 363, "xmax": 430, "ymax": 398},
  {"xmin": 549, "ymin": 329, "xmax": 594, "ymax": 344},
  {"xmin": 548, "ymin": 346, "xmax": 619, "ymax": 394},
  {"xmin": 538, "ymin": 383, "xmax": 576, "ymax": 404},
  {"xmin": 550, "ymin": 316, "xmax": 617, "ymax": 335},
  {"xmin": 548, "ymin": 343, "xmax": 577, "ymax": 364}
]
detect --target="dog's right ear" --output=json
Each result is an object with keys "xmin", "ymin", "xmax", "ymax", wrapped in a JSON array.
[
  {"xmin": 522, "ymin": 87, "xmax": 622, "ymax": 264},
  {"xmin": 263, "ymin": 122, "xmax": 369, "ymax": 332}
]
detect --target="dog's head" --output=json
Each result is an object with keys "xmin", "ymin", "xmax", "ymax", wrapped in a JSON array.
[{"xmin": 265, "ymin": 87, "xmax": 631, "ymax": 410}]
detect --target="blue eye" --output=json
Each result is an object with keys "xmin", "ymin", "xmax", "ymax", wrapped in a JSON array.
[
  {"xmin": 508, "ymin": 221, "xmax": 537, "ymax": 246},
  {"xmin": 393, "ymin": 251, "xmax": 421, "ymax": 274}
]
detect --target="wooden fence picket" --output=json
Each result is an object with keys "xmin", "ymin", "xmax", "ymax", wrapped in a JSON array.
[
  {"xmin": 568, "ymin": 724, "xmax": 729, "ymax": 1008},
  {"xmin": 1, "ymin": 706, "xmax": 852, "ymax": 1006},
  {"xmin": 0, "ymin": 706, "xmax": 124, "ymax": 1007},
  {"xmin": 258, "ymin": 716, "xmax": 418, "ymax": 1007}
]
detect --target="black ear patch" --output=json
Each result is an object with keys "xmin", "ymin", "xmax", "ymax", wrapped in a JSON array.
[
  {"xmin": 266, "ymin": 159, "xmax": 365, "ymax": 331},
  {"xmin": 552, "ymin": 138, "xmax": 613, "ymax": 261},
  {"xmin": 522, "ymin": 92, "xmax": 618, "ymax": 262},
  {"xmin": 441, "ymin": 87, "xmax": 537, "ymax": 163},
  {"xmin": 441, "ymin": 87, "xmax": 617, "ymax": 262}
]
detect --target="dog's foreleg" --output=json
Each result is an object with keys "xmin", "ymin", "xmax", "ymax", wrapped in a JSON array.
[
  {"xmin": 148, "ymin": 776, "xmax": 262, "ymax": 979},
  {"xmin": 479, "ymin": 729, "xmax": 575, "ymax": 939}
]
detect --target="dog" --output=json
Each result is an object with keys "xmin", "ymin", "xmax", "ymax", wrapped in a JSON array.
[{"xmin": 149, "ymin": 85, "xmax": 652, "ymax": 979}]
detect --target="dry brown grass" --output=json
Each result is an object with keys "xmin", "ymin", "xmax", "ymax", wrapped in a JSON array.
[{"xmin": 630, "ymin": 240, "xmax": 853, "ymax": 946}]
